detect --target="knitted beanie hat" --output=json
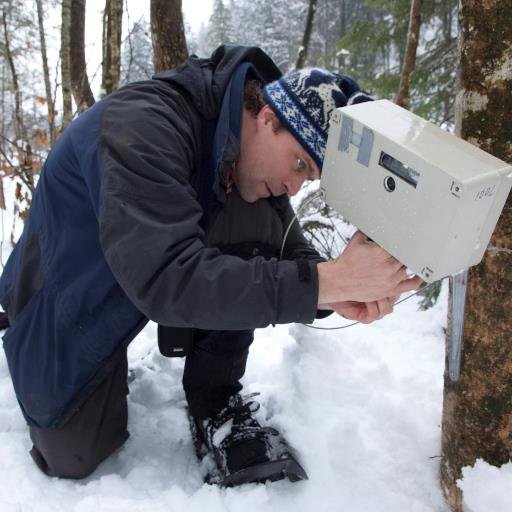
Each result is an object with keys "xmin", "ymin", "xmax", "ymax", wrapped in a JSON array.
[{"xmin": 262, "ymin": 68, "xmax": 373, "ymax": 169}]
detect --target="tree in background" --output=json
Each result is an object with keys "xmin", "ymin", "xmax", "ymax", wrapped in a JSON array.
[
  {"xmin": 70, "ymin": 0, "xmax": 95, "ymax": 111},
  {"xmin": 35, "ymin": 0, "xmax": 56, "ymax": 146},
  {"xmin": 440, "ymin": 1, "xmax": 512, "ymax": 510},
  {"xmin": 121, "ymin": 18, "xmax": 154, "ymax": 84},
  {"xmin": 295, "ymin": 0, "xmax": 318, "ymax": 69},
  {"xmin": 395, "ymin": 0, "xmax": 423, "ymax": 109},
  {"xmin": 150, "ymin": 0, "xmax": 188, "ymax": 73},
  {"xmin": 338, "ymin": 0, "xmax": 457, "ymax": 123},
  {"xmin": 0, "ymin": 0, "xmax": 38, "ymax": 233},
  {"xmin": 101, "ymin": 0, "xmax": 123, "ymax": 96},
  {"xmin": 225, "ymin": 0, "xmax": 307, "ymax": 71},
  {"xmin": 195, "ymin": 0, "xmax": 457, "ymax": 122},
  {"xmin": 259, "ymin": 2, "xmax": 290, "ymax": 70},
  {"xmin": 308, "ymin": 0, "xmax": 348, "ymax": 69},
  {"xmin": 187, "ymin": 21, "xmax": 209, "ymax": 58},
  {"xmin": 61, "ymin": 0, "xmax": 73, "ymax": 129},
  {"xmin": 206, "ymin": 0, "xmax": 234, "ymax": 53}
]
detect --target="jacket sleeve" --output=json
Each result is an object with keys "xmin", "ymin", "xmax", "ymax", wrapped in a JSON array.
[{"xmin": 98, "ymin": 81, "xmax": 320, "ymax": 329}]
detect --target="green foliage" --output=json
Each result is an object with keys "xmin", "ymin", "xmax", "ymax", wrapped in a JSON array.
[
  {"xmin": 336, "ymin": 0, "xmax": 458, "ymax": 123},
  {"xmin": 417, "ymin": 280, "xmax": 442, "ymax": 311}
]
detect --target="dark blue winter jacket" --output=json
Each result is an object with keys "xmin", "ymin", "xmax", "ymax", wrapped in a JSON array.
[{"xmin": 0, "ymin": 46, "xmax": 324, "ymax": 428}]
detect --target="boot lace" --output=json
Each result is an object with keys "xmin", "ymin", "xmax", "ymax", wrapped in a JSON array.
[{"xmin": 205, "ymin": 393, "xmax": 278, "ymax": 451}]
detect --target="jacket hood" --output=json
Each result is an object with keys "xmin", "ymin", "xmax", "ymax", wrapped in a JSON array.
[{"xmin": 153, "ymin": 45, "xmax": 282, "ymax": 120}]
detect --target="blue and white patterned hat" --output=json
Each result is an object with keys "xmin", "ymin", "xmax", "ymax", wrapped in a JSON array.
[{"xmin": 263, "ymin": 68, "xmax": 373, "ymax": 169}]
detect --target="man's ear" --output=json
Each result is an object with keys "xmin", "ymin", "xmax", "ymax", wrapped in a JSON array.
[
  {"xmin": 258, "ymin": 105, "xmax": 281, "ymax": 132},
  {"xmin": 257, "ymin": 104, "xmax": 273, "ymax": 126}
]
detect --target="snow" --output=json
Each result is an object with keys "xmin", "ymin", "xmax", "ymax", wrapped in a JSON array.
[
  {"xmin": 459, "ymin": 460, "xmax": 512, "ymax": 512},
  {"xmin": 1, "ymin": 181, "xmax": 511, "ymax": 511}
]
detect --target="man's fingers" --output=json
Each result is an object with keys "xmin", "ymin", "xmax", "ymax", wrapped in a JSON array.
[
  {"xmin": 381, "ymin": 297, "xmax": 394, "ymax": 316},
  {"xmin": 395, "ymin": 275, "xmax": 423, "ymax": 295},
  {"xmin": 364, "ymin": 301, "xmax": 379, "ymax": 320},
  {"xmin": 375, "ymin": 298, "xmax": 393, "ymax": 318}
]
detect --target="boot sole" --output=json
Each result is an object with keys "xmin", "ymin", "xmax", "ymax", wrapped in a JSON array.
[{"xmin": 221, "ymin": 456, "xmax": 308, "ymax": 486}]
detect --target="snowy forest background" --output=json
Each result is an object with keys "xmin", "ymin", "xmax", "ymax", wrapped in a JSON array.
[{"xmin": 0, "ymin": 0, "xmax": 458, "ymax": 263}]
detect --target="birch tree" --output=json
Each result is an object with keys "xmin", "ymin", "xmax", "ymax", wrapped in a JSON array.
[
  {"xmin": 440, "ymin": 1, "xmax": 512, "ymax": 510},
  {"xmin": 101, "ymin": 0, "xmax": 123, "ymax": 95}
]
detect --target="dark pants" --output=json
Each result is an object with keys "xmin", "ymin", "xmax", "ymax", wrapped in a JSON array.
[
  {"xmin": 183, "ymin": 328, "xmax": 254, "ymax": 419},
  {"xmin": 29, "ymin": 355, "xmax": 129, "ymax": 479},
  {"xmin": 28, "ymin": 328, "xmax": 254, "ymax": 478}
]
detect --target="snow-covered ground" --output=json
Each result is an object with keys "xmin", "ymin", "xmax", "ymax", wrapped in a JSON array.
[{"xmin": 0, "ymin": 176, "xmax": 510, "ymax": 511}]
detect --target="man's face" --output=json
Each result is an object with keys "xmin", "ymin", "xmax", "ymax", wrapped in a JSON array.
[{"xmin": 234, "ymin": 105, "xmax": 321, "ymax": 203}]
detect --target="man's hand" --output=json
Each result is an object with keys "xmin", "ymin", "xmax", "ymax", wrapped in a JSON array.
[
  {"xmin": 321, "ymin": 296, "xmax": 398, "ymax": 324},
  {"xmin": 317, "ymin": 231, "xmax": 422, "ymax": 305}
]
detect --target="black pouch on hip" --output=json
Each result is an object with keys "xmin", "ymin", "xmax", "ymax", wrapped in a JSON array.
[{"xmin": 157, "ymin": 325, "xmax": 194, "ymax": 357}]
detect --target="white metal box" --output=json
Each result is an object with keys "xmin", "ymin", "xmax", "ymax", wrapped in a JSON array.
[{"xmin": 320, "ymin": 99, "xmax": 512, "ymax": 282}]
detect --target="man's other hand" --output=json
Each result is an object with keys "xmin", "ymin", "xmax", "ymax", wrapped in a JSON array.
[{"xmin": 322, "ymin": 296, "xmax": 397, "ymax": 324}]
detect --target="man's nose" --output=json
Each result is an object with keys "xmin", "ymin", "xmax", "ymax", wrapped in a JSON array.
[{"xmin": 284, "ymin": 175, "xmax": 306, "ymax": 196}]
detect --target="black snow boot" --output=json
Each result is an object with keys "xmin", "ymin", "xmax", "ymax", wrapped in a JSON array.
[{"xmin": 189, "ymin": 393, "xmax": 308, "ymax": 486}]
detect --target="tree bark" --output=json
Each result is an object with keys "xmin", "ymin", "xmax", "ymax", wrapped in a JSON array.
[
  {"xmin": 440, "ymin": 1, "xmax": 512, "ymax": 511},
  {"xmin": 150, "ymin": 0, "xmax": 188, "ymax": 73},
  {"xmin": 2, "ymin": 7, "xmax": 27, "ymax": 142},
  {"xmin": 101, "ymin": 0, "xmax": 123, "ymax": 95},
  {"xmin": 295, "ymin": 0, "xmax": 318, "ymax": 70},
  {"xmin": 70, "ymin": 0, "xmax": 95, "ymax": 112},
  {"xmin": 35, "ymin": 0, "xmax": 56, "ymax": 145},
  {"xmin": 61, "ymin": 0, "xmax": 73, "ymax": 129},
  {"xmin": 395, "ymin": 0, "xmax": 423, "ymax": 109}
]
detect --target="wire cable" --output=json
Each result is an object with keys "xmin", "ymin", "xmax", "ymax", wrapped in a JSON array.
[
  {"xmin": 279, "ymin": 189, "xmax": 324, "ymax": 260},
  {"xmin": 301, "ymin": 280, "xmax": 445, "ymax": 330}
]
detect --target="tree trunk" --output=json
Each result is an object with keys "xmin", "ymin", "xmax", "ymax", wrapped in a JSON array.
[
  {"xmin": 2, "ymin": 7, "xmax": 27, "ymax": 142},
  {"xmin": 150, "ymin": 0, "xmax": 188, "ymax": 73},
  {"xmin": 61, "ymin": 0, "xmax": 73, "ymax": 129},
  {"xmin": 295, "ymin": 0, "xmax": 318, "ymax": 70},
  {"xmin": 70, "ymin": 0, "xmax": 95, "ymax": 112},
  {"xmin": 440, "ymin": 1, "xmax": 512, "ymax": 511},
  {"xmin": 35, "ymin": 0, "xmax": 56, "ymax": 145},
  {"xmin": 340, "ymin": 0, "xmax": 346, "ymax": 39},
  {"xmin": 395, "ymin": 0, "xmax": 423, "ymax": 109},
  {"xmin": 101, "ymin": 0, "xmax": 123, "ymax": 95}
]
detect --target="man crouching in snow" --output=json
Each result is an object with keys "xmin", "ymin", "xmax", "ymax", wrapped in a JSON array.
[{"xmin": 0, "ymin": 45, "xmax": 421, "ymax": 485}]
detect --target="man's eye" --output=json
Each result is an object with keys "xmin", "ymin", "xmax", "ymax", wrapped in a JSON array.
[{"xmin": 296, "ymin": 158, "xmax": 307, "ymax": 171}]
